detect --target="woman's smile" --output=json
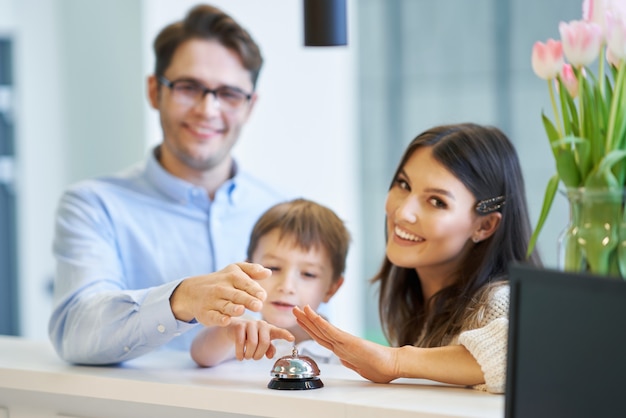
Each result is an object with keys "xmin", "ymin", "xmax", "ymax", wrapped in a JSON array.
[{"xmin": 394, "ymin": 225, "xmax": 424, "ymax": 243}]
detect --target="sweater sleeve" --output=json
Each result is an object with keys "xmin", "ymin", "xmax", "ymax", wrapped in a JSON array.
[
  {"xmin": 457, "ymin": 285, "xmax": 510, "ymax": 394},
  {"xmin": 458, "ymin": 317, "xmax": 508, "ymax": 393}
]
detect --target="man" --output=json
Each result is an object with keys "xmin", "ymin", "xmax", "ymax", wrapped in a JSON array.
[{"xmin": 48, "ymin": 4, "xmax": 288, "ymax": 365}]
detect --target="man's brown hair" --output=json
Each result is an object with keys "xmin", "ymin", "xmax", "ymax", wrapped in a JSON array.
[{"xmin": 153, "ymin": 4, "xmax": 263, "ymax": 87}]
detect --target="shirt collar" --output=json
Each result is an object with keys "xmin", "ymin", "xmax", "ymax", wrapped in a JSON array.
[
  {"xmin": 145, "ymin": 145, "xmax": 240, "ymax": 205},
  {"xmin": 219, "ymin": 160, "xmax": 239, "ymax": 205}
]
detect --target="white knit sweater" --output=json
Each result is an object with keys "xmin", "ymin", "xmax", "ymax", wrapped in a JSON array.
[{"xmin": 454, "ymin": 285, "xmax": 509, "ymax": 393}]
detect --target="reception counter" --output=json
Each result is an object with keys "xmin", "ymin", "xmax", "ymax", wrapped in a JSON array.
[{"xmin": 0, "ymin": 336, "xmax": 503, "ymax": 418}]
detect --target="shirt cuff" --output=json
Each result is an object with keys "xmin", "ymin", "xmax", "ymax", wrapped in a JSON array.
[{"xmin": 139, "ymin": 279, "xmax": 198, "ymax": 347}]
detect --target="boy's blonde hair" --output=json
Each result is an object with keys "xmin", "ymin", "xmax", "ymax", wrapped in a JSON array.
[{"xmin": 247, "ymin": 198, "xmax": 351, "ymax": 282}]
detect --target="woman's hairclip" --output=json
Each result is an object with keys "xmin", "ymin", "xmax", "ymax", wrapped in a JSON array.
[{"xmin": 475, "ymin": 196, "xmax": 506, "ymax": 214}]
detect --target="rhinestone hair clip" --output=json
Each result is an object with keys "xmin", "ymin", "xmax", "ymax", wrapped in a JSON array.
[{"xmin": 475, "ymin": 196, "xmax": 506, "ymax": 214}]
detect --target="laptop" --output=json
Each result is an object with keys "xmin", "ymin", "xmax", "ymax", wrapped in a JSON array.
[{"xmin": 505, "ymin": 264, "xmax": 626, "ymax": 418}]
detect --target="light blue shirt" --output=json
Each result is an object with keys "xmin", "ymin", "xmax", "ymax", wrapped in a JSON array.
[{"xmin": 49, "ymin": 147, "xmax": 287, "ymax": 365}]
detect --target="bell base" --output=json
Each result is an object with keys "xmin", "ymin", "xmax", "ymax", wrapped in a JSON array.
[{"xmin": 267, "ymin": 377, "xmax": 324, "ymax": 390}]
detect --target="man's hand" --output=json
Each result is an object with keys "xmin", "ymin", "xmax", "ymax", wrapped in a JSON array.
[{"xmin": 170, "ymin": 262, "xmax": 270, "ymax": 325}]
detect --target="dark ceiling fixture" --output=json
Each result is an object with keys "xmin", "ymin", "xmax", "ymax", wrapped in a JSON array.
[{"xmin": 303, "ymin": 0, "xmax": 347, "ymax": 46}]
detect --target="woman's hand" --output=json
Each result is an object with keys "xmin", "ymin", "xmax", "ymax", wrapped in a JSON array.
[{"xmin": 293, "ymin": 305, "xmax": 399, "ymax": 383}]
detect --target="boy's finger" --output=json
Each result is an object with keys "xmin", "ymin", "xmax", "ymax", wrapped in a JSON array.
[{"xmin": 271, "ymin": 327, "xmax": 295, "ymax": 342}]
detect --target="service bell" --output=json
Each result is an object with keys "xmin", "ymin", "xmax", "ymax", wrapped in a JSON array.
[{"xmin": 267, "ymin": 346, "xmax": 324, "ymax": 390}]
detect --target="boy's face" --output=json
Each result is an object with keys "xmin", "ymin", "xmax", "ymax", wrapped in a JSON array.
[{"xmin": 251, "ymin": 229, "xmax": 343, "ymax": 331}]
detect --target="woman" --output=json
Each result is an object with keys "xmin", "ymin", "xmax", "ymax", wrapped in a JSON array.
[{"xmin": 293, "ymin": 123, "xmax": 542, "ymax": 393}]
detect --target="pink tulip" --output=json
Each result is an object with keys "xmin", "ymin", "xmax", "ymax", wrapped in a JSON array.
[
  {"xmin": 559, "ymin": 20, "xmax": 603, "ymax": 67},
  {"xmin": 611, "ymin": 0, "xmax": 626, "ymax": 19},
  {"xmin": 532, "ymin": 39, "xmax": 564, "ymax": 79},
  {"xmin": 606, "ymin": 9, "xmax": 626, "ymax": 62},
  {"xmin": 559, "ymin": 63, "xmax": 580, "ymax": 97},
  {"xmin": 583, "ymin": 0, "xmax": 626, "ymax": 32},
  {"xmin": 583, "ymin": 0, "xmax": 607, "ymax": 32}
]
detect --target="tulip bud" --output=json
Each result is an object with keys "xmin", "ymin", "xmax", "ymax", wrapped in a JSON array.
[
  {"xmin": 532, "ymin": 39, "xmax": 564, "ymax": 79},
  {"xmin": 559, "ymin": 64, "xmax": 580, "ymax": 98}
]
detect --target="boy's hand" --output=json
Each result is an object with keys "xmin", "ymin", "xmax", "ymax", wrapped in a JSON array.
[{"xmin": 226, "ymin": 318, "xmax": 295, "ymax": 361}]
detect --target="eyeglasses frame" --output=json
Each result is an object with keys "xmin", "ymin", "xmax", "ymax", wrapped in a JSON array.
[{"xmin": 157, "ymin": 75, "xmax": 253, "ymax": 109}]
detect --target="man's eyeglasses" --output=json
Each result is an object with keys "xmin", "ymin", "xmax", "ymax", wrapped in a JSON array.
[{"xmin": 158, "ymin": 76, "xmax": 252, "ymax": 111}]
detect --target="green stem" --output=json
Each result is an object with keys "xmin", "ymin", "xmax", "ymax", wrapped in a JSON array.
[
  {"xmin": 577, "ymin": 69, "xmax": 585, "ymax": 141},
  {"xmin": 548, "ymin": 79, "xmax": 564, "ymax": 139},
  {"xmin": 606, "ymin": 62, "xmax": 626, "ymax": 152},
  {"xmin": 599, "ymin": 47, "xmax": 605, "ymax": 98}
]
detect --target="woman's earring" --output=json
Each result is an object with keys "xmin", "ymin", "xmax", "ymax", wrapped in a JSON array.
[{"xmin": 473, "ymin": 237, "xmax": 480, "ymax": 243}]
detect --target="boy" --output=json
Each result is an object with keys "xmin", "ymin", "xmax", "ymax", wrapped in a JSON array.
[{"xmin": 191, "ymin": 198, "xmax": 351, "ymax": 366}]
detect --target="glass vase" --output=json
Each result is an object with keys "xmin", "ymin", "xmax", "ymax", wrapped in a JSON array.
[{"xmin": 557, "ymin": 187, "xmax": 626, "ymax": 279}]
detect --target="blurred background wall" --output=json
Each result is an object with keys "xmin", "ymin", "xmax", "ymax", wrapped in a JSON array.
[{"xmin": 0, "ymin": 0, "xmax": 581, "ymax": 343}]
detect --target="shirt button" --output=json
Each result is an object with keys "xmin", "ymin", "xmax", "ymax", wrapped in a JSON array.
[
  {"xmin": 124, "ymin": 346, "xmax": 130, "ymax": 352},
  {"xmin": 157, "ymin": 324, "xmax": 166, "ymax": 333}
]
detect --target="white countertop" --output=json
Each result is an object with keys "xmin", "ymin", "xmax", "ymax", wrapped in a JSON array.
[{"xmin": 0, "ymin": 336, "xmax": 503, "ymax": 418}]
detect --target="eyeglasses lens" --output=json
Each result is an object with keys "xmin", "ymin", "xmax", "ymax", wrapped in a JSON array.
[{"xmin": 171, "ymin": 82, "xmax": 247, "ymax": 110}]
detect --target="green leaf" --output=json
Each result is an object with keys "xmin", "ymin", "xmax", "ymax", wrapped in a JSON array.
[
  {"xmin": 527, "ymin": 174, "xmax": 560, "ymax": 258},
  {"xmin": 613, "ymin": 102, "xmax": 626, "ymax": 151},
  {"xmin": 542, "ymin": 113, "xmax": 560, "ymax": 159},
  {"xmin": 565, "ymin": 92, "xmax": 579, "ymax": 137},
  {"xmin": 607, "ymin": 63, "xmax": 626, "ymax": 152},
  {"xmin": 576, "ymin": 137, "xmax": 592, "ymax": 181},
  {"xmin": 604, "ymin": 72, "xmax": 614, "ymax": 108},
  {"xmin": 558, "ymin": 78, "xmax": 574, "ymax": 136},
  {"xmin": 613, "ymin": 120, "xmax": 626, "ymax": 185},
  {"xmin": 552, "ymin": 136, "xmax": 584, "ymax": 187},
  {"xmin": 603, "ymin": 63, "xmax": 625, "ymax": 168},
  {"xmin": 585, "ymin": 150, "xmax": 626, "ymax": 189},
  {"xmin": 586, "ymin": 82, "xmax": 603, "ymax": 163},
  {"xmin": 610, "ymin": 63, "xmax": 618, "ymax": 82}
]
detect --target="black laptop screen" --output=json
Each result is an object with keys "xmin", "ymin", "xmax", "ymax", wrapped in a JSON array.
[{"xmin": 505, "ymin": 264, "xmax": 626, "ymax": 418}]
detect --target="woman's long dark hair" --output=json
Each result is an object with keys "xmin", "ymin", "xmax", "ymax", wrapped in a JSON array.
[{"xmin": 372, "ymin": 123, "xmax": 542, "ymax": 347}]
